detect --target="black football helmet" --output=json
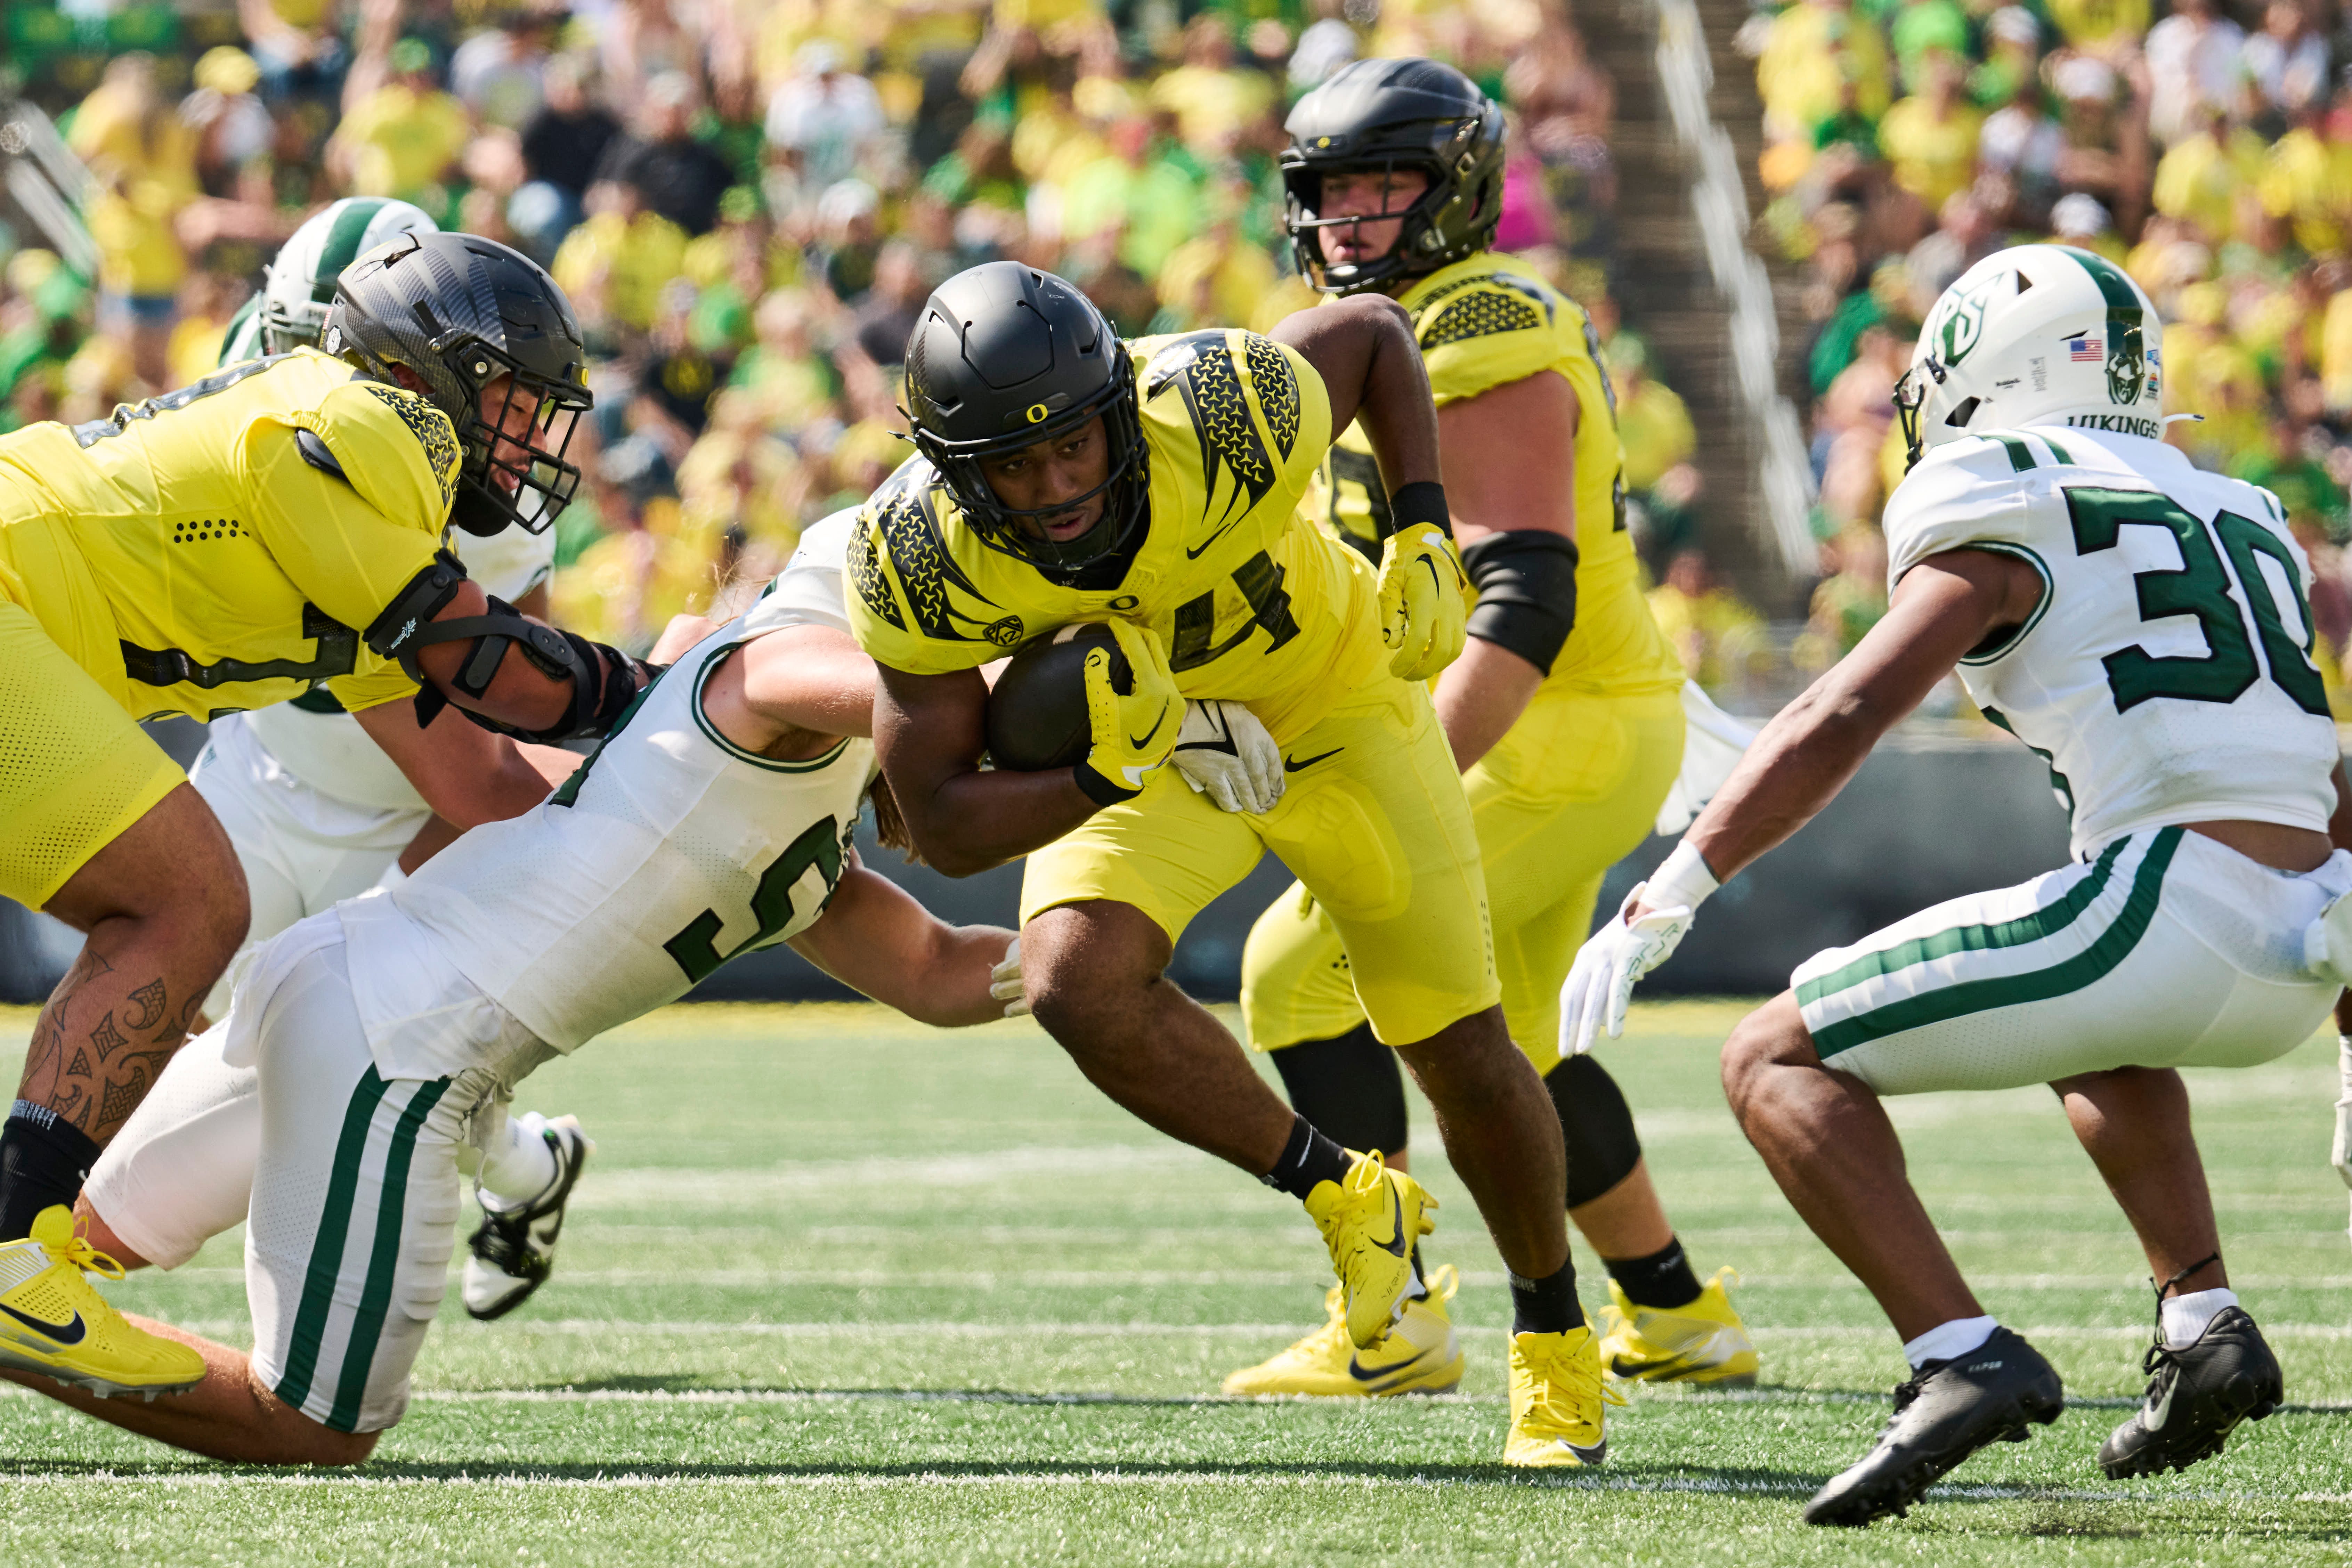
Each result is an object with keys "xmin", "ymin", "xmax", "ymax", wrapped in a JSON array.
[
  {"xmin": 1281, "ymin": 57, "xmax": 1506, "ymax": 296},
  {"xmin": 322, "ymin": 231, "xmax": 593, "ymax": 537},
  {"xmin": 901, "ymin": 261, "xmax": 1149, "ymax": 572}
]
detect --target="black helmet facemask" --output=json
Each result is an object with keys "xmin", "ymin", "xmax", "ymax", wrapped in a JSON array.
[
  {"xmin": 323, "ymin": 231, "xmax": 595, "ymax": 537},
  {"xmin": 1281, "ymin": 58, "xmax": 1506, "ymax": 296},
  {"xmin": 902, "ymin": 262, "xmax": 1151, "ymax": 574}
]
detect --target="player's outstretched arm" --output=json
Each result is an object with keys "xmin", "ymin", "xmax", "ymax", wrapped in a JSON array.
[
  {"xmin": 874, "ymin": 664, "xmax": 1102, "ymax": 877},
  {"xmin": 722, "ymin": 625, "xmax": 883, "ymax": 746},
  {"xmin": 1672, "ymin": 547, "xmax": 2045, "ymax": 889},
  {"xmin": 1559, "ymin": 546, "xmax": 2044, "ymax": 1055},
  {"xmin": 789, "ymin": 854, "xmax": 1016, "ymax": 1027},
  {"xmin": 354, "ymin": 698, "xmax": 582, "ymax": 834}
]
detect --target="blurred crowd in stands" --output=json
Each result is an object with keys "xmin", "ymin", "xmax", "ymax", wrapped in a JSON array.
[
  {"xmin": 0, "ymin": 0, "xmax": 1721, "ymax": 670},
  {"xmin": 1743, "ymin": 0, "xmax": 2352, "ymax": 710}
]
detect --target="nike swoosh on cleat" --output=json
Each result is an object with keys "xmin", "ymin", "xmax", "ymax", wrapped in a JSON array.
[
  {"xmin": 2146, "ymin": 1376, "xmax": 2176, "ymax": 1431},
  {"xmin": 0, "ymin": 1302, "xmax": 85, "ymax": 1346},
  {"xmin": 1128, "ymin": 707, "xmax": 1169, "ymax": 751},
  {"xmin": 1374, "ymin": 1184, "xmax": 1410, "ymax": 1259},
  {"xmin": 1349, "ymin": 1346, "xmax": 1432, "ymax": 1388},
  {"xmin": 1564, "ymin": 1439, "xmax": 1606, "ymax": 1464},
  {"xmin": 1283, "ymin": 747, "xmax": 1344, "ymax": 773}
]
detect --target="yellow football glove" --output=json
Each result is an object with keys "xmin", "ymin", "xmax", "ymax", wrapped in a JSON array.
[
  {"xmin": 1071, "ymin": 620, "xmax": 1187, "ymax": 806},
  {"xmin": 1377, "ymin": 521, "xmax": 1469, "ymax": 681}
]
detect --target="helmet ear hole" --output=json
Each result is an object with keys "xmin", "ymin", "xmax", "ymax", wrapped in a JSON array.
[{"xmin": 1945, "ymin": 396, "xmax": 1981, "ymax": 429}]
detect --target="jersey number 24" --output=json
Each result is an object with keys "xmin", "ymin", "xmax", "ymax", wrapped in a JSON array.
[{"xmin": 2065, "ymin": 487, "xmax": 2329, "ymax": 718}]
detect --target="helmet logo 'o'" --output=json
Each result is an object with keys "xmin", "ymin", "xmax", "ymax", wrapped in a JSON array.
[{"xmin": 1026, "ymin": 403, "xmax": 1049, "ymax": 423}]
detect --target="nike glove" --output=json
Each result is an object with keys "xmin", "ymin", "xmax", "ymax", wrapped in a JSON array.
[
  {"xmin": 1170, "ymin": 699, "xmax": 1285, "ymax": 815},
  {"xmin": 1559, "ymin": 887, "xmax": 1695, "ymax": 1058},
  {"xmin": 990, "ymin": 937, "xmax": 1029, "ymax": 1018},
  {"xmin": 1377, "ymin": 522, "xmax": 1469, "ymax": 682},
  {"xmin": 1071, "ymin": 620, "xmax": 1186, "ymax": 807}
]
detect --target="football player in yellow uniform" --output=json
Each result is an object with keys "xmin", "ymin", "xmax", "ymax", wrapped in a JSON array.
[
  {"xmin": 850, "ymin": 259, "xmax": 1614, "ymax": 1467},
  {"xmin": 1228, "ymin": 60, "xmax": 1756, "ymax": 1402},
  {"xmin": 0, "ymin": 233, "xmax": 648, "ymax": 1398}
]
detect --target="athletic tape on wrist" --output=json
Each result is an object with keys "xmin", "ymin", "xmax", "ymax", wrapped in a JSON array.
[{"xmin": 1646, "ymin": 839, "xmax": 1720, "ymax": 912}]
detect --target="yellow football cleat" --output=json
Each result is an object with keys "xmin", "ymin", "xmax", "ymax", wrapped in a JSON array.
[
  {"xmin": 1597, "ymin": 1267, "xmax": 1760, "ymax": 1387},
  {"xmin": 1223, "ymin": 1265, "xmax": 1465, "ymax": 1397},
  {"xmin": 1302, "ymin": 1149, "xmax": 1435, "ymax": 1348},
  {"xmin": 1506, "ymin": 1324, "xmax": 1624, "ymax": 1468},
  {"xmin": 0, "ymin": 1207, "xmax": 205, "ymax": 1399}
]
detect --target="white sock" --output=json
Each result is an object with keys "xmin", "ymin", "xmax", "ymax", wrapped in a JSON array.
[
  {"xmin": 2161, "ymin": 1287, "xmax": 2237, "ymax": 1348},
  {"xmin": 479, "ymin": 1111, "xmax": 559, "ymax": 1208},
  {"xmin": 1903, "ymin": 1315, "xmax": 1999, "ymax": 1370}
]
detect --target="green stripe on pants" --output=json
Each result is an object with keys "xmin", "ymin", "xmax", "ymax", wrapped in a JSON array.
[
  {"xmin": 327, "ymin": 1075, "xmax": 452, "ymax": 1433},
  {"xmin": 1798, "ymin": 835, "xmax": 2132, "ymax": 1006},
  {"xmin": 274, "ymin": 1068, "xmax": 393, "ymax": 1415},
  {"xmin": 1812, "ymin": 828, "xmax": 2182, "ymax": 1060}
]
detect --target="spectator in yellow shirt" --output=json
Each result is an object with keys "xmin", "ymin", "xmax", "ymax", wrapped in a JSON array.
[
  {"xmin": 1758, "ymin": 0, "xmax": 1892, "ymax": 139},
  {"xmin": 2153, "ymin": 102, "xmax": 2272, "ymax": 242},
  {"xmin": 331, "ymin": 38, "xmax": 473, "ymax": 209},
  {"xmin": 1877, "ymin": 50, "xmax": 1985, "ymax": 211},
  {"xmin": 1648, "ymin": 549, "xmax": 1770, "ymax": 697},
  {"xmin": 1147, "ymin": 17, "xmax": 1277, "ymax": 157},
  {"xmin": 2047, "ymin": 0, "xmax": 2150, "ymax": 54},
  {"xmin": 2259, "ymin": 106, "xmax": 2352, "ymax": 255},
  {"xmin": 1608, "ymin": 336, "xmax": 1698, "ymax": 493},
  {"xmin": 68, "ymin": 55, "xmax": 202, "ymax": 387}
]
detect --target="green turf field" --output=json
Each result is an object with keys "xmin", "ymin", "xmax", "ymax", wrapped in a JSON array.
[{"xmin": 1, "ymin": 998, "xmax": 2348, "ymax": 1565}]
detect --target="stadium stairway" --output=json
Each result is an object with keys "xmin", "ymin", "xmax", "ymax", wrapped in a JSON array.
[{"xmin": 1580, "ymin": 0, "xmax": 1817, "ymax": 614}]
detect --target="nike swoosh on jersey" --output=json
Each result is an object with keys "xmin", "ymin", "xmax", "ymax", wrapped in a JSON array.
[
  {"xmin": 0, "ymin": 1302, "xmax": 86, "ymax": 1346},
  {"xmin": 1185, "ymin": 518, "xmax": 1247, "ymax": 560},
  {"xmin": 1128, "ymin": 707, "xmax": 1170, "ymax": 751},
  {"xmin": 1283, "ymin": 747, "xmax": 1344, "ymax": 773}
]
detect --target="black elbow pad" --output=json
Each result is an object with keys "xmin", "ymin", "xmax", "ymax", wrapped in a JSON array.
[{"xmin": 1461, "ymin": 530, "xmax": 1579, "ymax": 675}]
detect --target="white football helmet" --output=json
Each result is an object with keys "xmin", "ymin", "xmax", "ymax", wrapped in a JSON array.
[
  {"xmin": 1895, "ymin": 244, "xmax": 2164, "ymax": 470},
  {"xmin": 259, "ymin": 197, "xmax": 438, "ymax": 353}
]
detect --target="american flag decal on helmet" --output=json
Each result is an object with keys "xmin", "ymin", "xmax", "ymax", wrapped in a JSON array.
[{"xmin": 2068, "ymin": 337, "xmax": 2103, "ymax": 362}]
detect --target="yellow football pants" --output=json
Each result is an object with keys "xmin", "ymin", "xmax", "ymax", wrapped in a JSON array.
[
  {"xmin": 1022, "ymin": 673, "xmax": 1501, "ymax": 1047},
  {"xmin": 0, "ymin": 595, "xmax": 185, "ymax": 907},
  {"xmin": 1242, "ymin": 684, "xmax": 1684, "ymax": 1076}
]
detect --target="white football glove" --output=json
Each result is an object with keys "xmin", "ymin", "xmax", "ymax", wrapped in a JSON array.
[
  {"xmin": 1559, "ymin": 886, "xmax": 1695, "ymax": 1058},
  {"xmin": 2333, "ymin": 1033, "xmax": 2352, "ymax": 1191},
  {"xmin": 1169, "ymin": 699, "xmax": 1284, "ymax": 815},
  {"xmin": 990, "ymin": 937, "xmax": 1029, "ymax": 1018}
]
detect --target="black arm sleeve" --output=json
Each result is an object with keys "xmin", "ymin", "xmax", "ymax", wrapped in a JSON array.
[{"xmin": 1460, "ymin": 529, "xmax": 1579, "ymax": 675}]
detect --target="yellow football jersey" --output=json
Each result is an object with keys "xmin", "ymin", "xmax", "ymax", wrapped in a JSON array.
[
  {"xmin": 1307, "ymin": 252, "xmax": 1685, "ymax": 699},
  {"xmin": 0, "ymin": 348, "xmax": 460, "ymax": 722},
  {"xmin": 848, "ymin": 329, "xmax": 1386, "ymax": 744}
]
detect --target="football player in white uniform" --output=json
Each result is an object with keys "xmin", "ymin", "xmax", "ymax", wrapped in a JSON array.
[
  {"xmin": 5, "ymin": 512, "xmax": 1023, "ymax": 1463},
  {"xmin": 195, "ymin": 198, "xmax": 594, "ymax": 1318},
  {"xmin": 1564, "ymin": 246, "xmax": 2352, "ymax": 1525}
]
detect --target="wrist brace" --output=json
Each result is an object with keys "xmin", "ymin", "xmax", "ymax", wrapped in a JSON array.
[{"xmin": 1386, "ymin": 480, "xmax": 1452, "ymax": 541}]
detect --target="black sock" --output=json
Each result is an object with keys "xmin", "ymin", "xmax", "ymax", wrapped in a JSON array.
[
  {"xmin": 0, "ymin": 1103, "xmax": 103, "ymax": 1239},
  {"xmin": 1260, "ymin": 1114, "xmax": 1353, "ymax": 1201},
  {"xmin": 1509, "ymin": 1261, "xmax": 1585, "ymax": 1336},
  {"xmin": 1606, "ymin": 1237, "xmax": 1703, "ymax": 1310}
]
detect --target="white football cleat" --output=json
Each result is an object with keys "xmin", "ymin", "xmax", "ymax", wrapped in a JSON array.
[{"xmin": 462, "ymin": 1114, "xmax": 593, "ymax": 1321}]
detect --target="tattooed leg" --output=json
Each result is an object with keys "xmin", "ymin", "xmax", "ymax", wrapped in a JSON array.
[{"xmin": 0, "ymin": 785, "xmax": 246, "ymax": 1235}]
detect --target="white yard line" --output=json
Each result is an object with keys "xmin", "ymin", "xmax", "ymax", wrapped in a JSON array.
[{"xmin": 1, "ymin": 1467, "xmax": 2346, "ymax": 1505}]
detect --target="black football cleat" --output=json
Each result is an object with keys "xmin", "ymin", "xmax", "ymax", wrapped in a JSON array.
[
  {"xmin": 1803, "ymin": 1327, "xmax": 2065, "ymax": 1527},
  {"xmin": 2098, "ymin": 1306, "xmax": 2281, "ymax": 1479}
]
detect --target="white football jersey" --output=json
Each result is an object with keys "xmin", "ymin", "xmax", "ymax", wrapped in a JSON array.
[
  {"xmin": 234, "ymin": 522, "xmax": 558, "ymax": 812},
  {"xmin": 1885, "ymin": 425, "xmax": 2339, "ymax": 860},
  {"xmin": 350, "ymin": 577, "xmax": 873, "ymax": 1063}
]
